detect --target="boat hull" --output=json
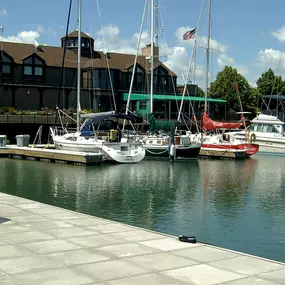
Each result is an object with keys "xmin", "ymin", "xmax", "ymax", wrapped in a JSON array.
[
  {"xmin": 144, "ymin": 144, "xmax": 201, "ymax": 159},
  {"xmin": 53, "ymin": 138, "xmax": 145, "ymax": 163},
  {"xmin": 201, "ymin": 143, "xmax": 259, "ymax": 156},
  {"xmin": 233, "ymin": 134, "xmax": 285, "ymax": 155}
]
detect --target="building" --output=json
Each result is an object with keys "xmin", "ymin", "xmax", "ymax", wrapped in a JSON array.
[{"xmin": 0, "ymin": 30, "xmax": 178, "ymax": 115}]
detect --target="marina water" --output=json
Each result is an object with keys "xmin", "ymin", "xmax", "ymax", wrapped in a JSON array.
[{"xmin": 0, "ymin": 155, "xmax": 285, "ymax": 263}]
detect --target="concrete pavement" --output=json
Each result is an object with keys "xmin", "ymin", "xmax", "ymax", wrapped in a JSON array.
[{"xmin": 0, "ymin": 192, "xmax": 284, "ymax": 285}]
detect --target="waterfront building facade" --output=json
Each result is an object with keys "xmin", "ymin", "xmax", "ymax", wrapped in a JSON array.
[{"xmin": 0, "ymin": 30, "xmax": 181, "ymax": 118}]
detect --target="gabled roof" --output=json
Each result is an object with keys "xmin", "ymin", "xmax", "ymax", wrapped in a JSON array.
[
  {"xmin": 82, "ymin": 52, "xmax": 177, "ymax": 76},
  {"xmin": 61, "ymin": 30, "xmax": 93, "ymax": 39},
  {"xmin": 21, "ymin": 51, "xmax": 46, "ymax": 63},
  {"xmin": 0, "ymin": 41, "xmax": 87, "ymax": 68},
  {"xmin": 0, "ymin": 40, "xmax": 177, "ymax": 76}
]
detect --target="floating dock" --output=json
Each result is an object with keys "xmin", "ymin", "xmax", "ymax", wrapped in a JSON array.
[
  {"xmin": 199, "ymin": 148, "xmax": 247, "ymax": 159},
  {"xmin": 0, "ymin": 145, "xmax": 103, "ymax": 165},
  {"xmin": 0, "ymin": 192, "xmax": 284, "ymax": 285}
]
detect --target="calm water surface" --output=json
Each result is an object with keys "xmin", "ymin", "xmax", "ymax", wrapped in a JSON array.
[{"xmin": 0, "ymin": 156, "xmax": 285, "ymax": 262}]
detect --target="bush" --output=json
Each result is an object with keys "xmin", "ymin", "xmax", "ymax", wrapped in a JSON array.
[
  {"xmin": 62, "ymin": 108, "xmax": 76, "ymax": 116},
  {"xmin": 0, "ymin": 107, "xmax": 15, "ymax": 114},
  {"xmin": 8, "ymin": 108, "xmax": 18, "ymax": 115},
  {"xmin": 39, "ymin": 107, "xmax": 55, "ymax": 115}
]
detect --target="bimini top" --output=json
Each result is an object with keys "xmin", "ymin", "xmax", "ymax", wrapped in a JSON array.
[
  {"xmin": 251, "ymin": 114, "xmax": 284, "ymax": 125},
  {"xmin": 80, "ymin": 112, "xmax": 143, "ymax": 132}
]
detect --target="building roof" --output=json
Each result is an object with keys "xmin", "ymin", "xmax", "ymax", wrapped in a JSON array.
[
  {"xmin": 122, "ymin": 93, "xmax": 227, "ymax": 103},
  {"xmin": 61, "ymin": 30, "xmax": 93, "ymax": 39},
  {"xmin": 0, "ymin": 41, "xmax": 82, "ymax": 68},
  {"xmin": 82, "ymin": 52, "xmax": 177, "ymax": 76},
  {"xmin": 0, "ymin": 40, "xmax": 176, "ymax": 76}
]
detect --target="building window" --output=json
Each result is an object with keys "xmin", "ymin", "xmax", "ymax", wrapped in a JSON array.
[
  {"xmin": 139, "ymin": 101, "xmax": 147, "ymax": 110},
  {"xmin": 92, "ymin": 69, "xmax": 115, "ymax": 90},
  {"xmin": 23, "ymin": 55, "xmax": 45, "ymax": 80},
  {"xmin": 0, "ymin": 53, "xmax": 13, "ymax": 77},
  {"xmin": 126, "ymin": 65, "xmax": 145, "ymax": 91},
  {"xmin": 93, "ymin": 70, "xmax": 99, "ymax": 88},
  {"xmin": 154, "ymin": 66, "xmax": 169, "ymax": 93},
  {"xmin": 24, "ymin": 66, "xmax": 33, "ymax": 75}
]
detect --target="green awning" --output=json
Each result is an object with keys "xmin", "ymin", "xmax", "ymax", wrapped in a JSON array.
[{"xmin": 122, "ymin": 93, "xmax": 227, "ymax": 103}]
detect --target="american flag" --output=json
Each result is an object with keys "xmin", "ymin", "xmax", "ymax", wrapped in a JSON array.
[{"xmin": 183, "ymin": 28, "xmax": 196, "ymax": 40}]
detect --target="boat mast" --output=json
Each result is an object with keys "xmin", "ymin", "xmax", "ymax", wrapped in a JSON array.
[
  {"xmin": 76, "ymin": 0, "xmax": 82, "ymax": 131},
  {"xmin": 205, "ymin": 0, "xmax": 211, "ymax": 113},
  {"xmin": 150, "ymin": 0, "xmax": 154, "ymax": 114}
]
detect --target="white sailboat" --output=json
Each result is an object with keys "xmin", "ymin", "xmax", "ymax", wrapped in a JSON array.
[
  {"xmin": 125, "ymin": 0, "xmax": 201, "ymax": 159},
  {"xmin": 50, "ymin": 0, "xmax": 145, "ymax": 163}
]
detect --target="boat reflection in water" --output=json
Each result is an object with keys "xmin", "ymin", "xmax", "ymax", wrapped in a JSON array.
[
  {"xmin": 196, "ymin": 156, "xmax": 285, "ymax": 262},
  {"xmin": 1, "ymin": 156, "xmax": 285, "ymax": 263}
]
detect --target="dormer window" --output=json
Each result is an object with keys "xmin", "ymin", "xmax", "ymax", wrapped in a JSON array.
[
  {"xmin": 126, "ymin": 64, "xmax": 145, "ymax": 91},
  {"xmin": 23, "ymin": 55, "xmax": 45, "ymax": 80},
  {"xmin": 0, "ymin": 52, "xmax": 13, "ymax": 77}
]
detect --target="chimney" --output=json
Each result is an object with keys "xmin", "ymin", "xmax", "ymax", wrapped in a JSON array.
[{"xmin": 142, "ymin": 44, "xmax": 159, "ymax": 66}]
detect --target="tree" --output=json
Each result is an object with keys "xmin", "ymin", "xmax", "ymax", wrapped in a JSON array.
[
  {"xmin": 208, "ymin": 66, "xmax": 257, "ymax": 116},
  {"xmin": 256, "ymin": 68, "xmax": 285, "ymax": 96}
]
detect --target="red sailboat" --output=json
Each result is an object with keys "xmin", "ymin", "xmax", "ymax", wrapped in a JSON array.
[{"xmin": 201, "ymin": 112, "xmax": 259, "ymax": 157}]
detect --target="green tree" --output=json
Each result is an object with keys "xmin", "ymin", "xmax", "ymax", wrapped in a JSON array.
[
  {"xmin": 208, "ymin": 66, "xmax": 257, "ymax": 115},
  {"xmin": 196, "ymin": 86, "xmax": 205, "ymax": 97},
  {"xmin": 256, "ymin": 68, "xmax": 285, "ymax": 96}
]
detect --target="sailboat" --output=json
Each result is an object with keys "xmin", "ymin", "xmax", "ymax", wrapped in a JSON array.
[
  {"xmin": 198, "ymin": 0, "xmax": 259, "ymax": 158},
  {"xmin": 125, "ymin": 0, "xmax": 201, "ymax": 159},
  {"xmin": 50, "ymin": 0, "xmax": 145, "ymax": 163}
]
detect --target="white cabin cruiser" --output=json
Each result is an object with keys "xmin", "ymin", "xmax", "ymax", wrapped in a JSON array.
[{"xmin": 230, "ymin": 113, "xmax": 285, "ymax": 154}]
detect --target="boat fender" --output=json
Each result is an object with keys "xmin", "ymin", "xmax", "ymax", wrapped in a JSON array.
[
  {"xmin": 169, "ymin": 143, "xmax": 176, "ymax": 156},
  {"xmin": 250, "ymin": 133, "xmax": 256, "ymax": 143},
  {"xmin": 178, "ymin": 235, "xmax": 196, "ymax": 243}
]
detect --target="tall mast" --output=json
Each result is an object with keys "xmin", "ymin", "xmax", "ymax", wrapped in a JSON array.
[
  {"xmin": 154, "ymin": 0, "xmax": 159, "ymax": 46},
  {"xmin": 150, "ymin": 0, "xmax": 154, "ymax": 114},
  {"xmin": 205, "ymin": 0, "xmax": 211, "ymax": 113},
  {"xmin": 76, "ymin": 0, "xmax": 82, "ymax": 131}
]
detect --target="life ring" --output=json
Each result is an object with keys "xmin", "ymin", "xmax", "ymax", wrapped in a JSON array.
[{"xmin": 250, "ymin": 133, "xmax": 256, "ymax": 143}]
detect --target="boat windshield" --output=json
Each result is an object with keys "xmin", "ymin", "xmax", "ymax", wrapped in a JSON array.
[{"xmin": 247, "ymin": 123, "xmax": 281, "ymax": 133}]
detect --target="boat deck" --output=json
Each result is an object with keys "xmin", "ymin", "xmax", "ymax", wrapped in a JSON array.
[{"xmin": 0, "ymin": 192, "xmax": 284, "ymax": 285}]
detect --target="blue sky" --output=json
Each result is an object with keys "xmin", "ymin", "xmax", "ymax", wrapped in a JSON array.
[{"xmin": 1, "ymin": 0, "xmax": 285, "ymax": 87}]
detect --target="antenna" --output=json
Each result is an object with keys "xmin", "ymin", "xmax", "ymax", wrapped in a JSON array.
[
  {"xmin": 0, "ymin": 26, "xmax": 4, "ymax": 60},
  {"xmin": 154, "ymin": 0, "xmax": 164, "ymax": 47}
]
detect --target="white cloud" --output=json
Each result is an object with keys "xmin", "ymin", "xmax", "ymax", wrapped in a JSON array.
[
  {"xmin": 163, "ymin": 47, "xmax": 205, "ymax": 86},
  {"xmin": 37, "ymin": 25, "xmax": 45, "ymax": 34},
  {"xmin": 272, "ymin": 26, "xmax": 285, "ymax": 43},
  {"xmin": 256, "ymin": 49, "xmax": 285, "ymax": 69},
  {"xmin": 0, "ymin": 8, "xmax": 7, "ymax": 16},
  {"xmin": 95, "ymin": 25, "xmax": 136, "ymax": 54},
  {"xmin": 1, "ymin": 30, "xmax": 40, "ymax": 45},
  {"xmin": 197, "ymin": 36, "xmax": 228, "ymax": 53},
  {"xmin": 37, "ymin": 25, "xmax": 57, "ymax": 36},
  {"xmin": 217, "ymin": 54, "xmax": 235, "ymax": 67},
  {"xmin": 217, "ymin": 53, "xmax": 249, "ymax": 77}
]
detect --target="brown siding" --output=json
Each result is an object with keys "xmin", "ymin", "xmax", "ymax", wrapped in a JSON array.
[
  {"xmin": 0, "ymin": 87, "xmax": 13, "ymax": 107},
  {"xmin": 15, "ymin": 88, "xmax": 40, "ymax": 110},
  {"xmin": 42, "ymin": 89, "xmax": 58, "ymax": 109}
]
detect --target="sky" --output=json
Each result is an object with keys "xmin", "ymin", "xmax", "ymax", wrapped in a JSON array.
[{"xmin": 1, "ymin": 0, "xmax": 285, "ymax": 88}]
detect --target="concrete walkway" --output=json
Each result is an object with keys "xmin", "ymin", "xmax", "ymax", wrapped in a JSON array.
[{"xmin": 0, "ymin": 192, "xmax": 284, "ymax": 285}]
